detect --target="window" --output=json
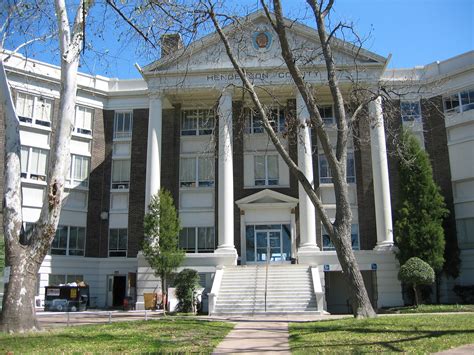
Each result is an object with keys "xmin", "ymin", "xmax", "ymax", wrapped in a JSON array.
[
  {"xmin": 109, "ymin": 228, "xmax": 128, "ymax": 257},
  {"xmin": 254, "ymin": 155, "xmax": 279, "ymax": 186},
  {"xmin": 51, "ymin": 226, "xmax": 85, "ymax": 256},
  {"xmin": 181, "ymin": 109, "xmax": 214, "ymax": 136},
  {"xmin": 319, "ymin": 152, "xmax": 355, "ymax": 184},
  {"xmin": 63, "ymin": 190, "xmax": 88, "ymax": 210},
  {"xmin": 111, "ymin": 159, "xmax": 130, "ymax": 189},
  {"xmin": 444, "ymin": 88, "xmax": 474, "ymax": 114},
  {"xmin": 20, "ymin": 146, "xmax": 48, "ymax": 181},
  {"xmin": 114, "ymin": 112, "xmax": 133, "ymax": 139},
  {"xmin": 74, "ymin": 105, "xmax": 93, "ymax": 135},
  {"xmin": 49, "ymin": 274, "xmax": 83, "ymax": 285},
  {"xmin": 179, "ymin": 156, "xmax": 214, "ymax": 187},
  {"xmin": 16, "ymin": 92, "xmax": 53, "ymax": 127},
  {"xmin": 179, "ymin": 227, "xmax": 215, "ymax": 253},
  {"xmin": 245, "ymin": 107, "xmax": 286, "ymax": 134},
  {"xmin": 322, "ymin": 224, "xmax": 360, "ymax": 251},
  {"xmin": 68, "ymin": 155, "xmax": 90, "ymax": 188},
  {"xmin": 400, "ymin": 101, "xmax": 422, "ymax": 122},
  {"xmin": 319, "ymin": 105, "xmax": 334, "ymax": 125}
]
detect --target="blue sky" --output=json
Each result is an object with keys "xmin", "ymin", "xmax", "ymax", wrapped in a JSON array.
[{"xmin": 10, "ymin": 0, "xmax": 473, "ymax": 79}]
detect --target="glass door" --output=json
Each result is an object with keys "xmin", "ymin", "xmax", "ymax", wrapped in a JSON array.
[
  {"xmin": 245, "ymin": 224, "xmax": 292, "ymax": 264},
  {"xmin": 254, "ymin": 230, "xmax": 282, "ymax": 263}
]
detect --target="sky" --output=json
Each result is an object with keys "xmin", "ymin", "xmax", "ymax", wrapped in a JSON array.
[{"xmin": 8, "ymin": 0, "xmax": 473, "ymax": 79}]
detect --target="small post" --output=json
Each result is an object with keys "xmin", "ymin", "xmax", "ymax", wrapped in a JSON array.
[
  {"xmin": 108, "ymin": 311, "xmax": 112, "ymax": 324},
  {"xmin": 145, "ymin": 309, "xmax": 148, "ymax": 321},
  {"xmin": 67, "ymin": 311, "xmax": 70, "ymax": 327}
]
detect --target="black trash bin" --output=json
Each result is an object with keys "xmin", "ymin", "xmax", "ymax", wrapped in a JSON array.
[{"xmin": 44, "ymin": 285, "xmax": 90, "ymax": 312}]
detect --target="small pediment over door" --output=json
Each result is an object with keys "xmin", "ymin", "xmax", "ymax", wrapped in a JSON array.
[{"xmin": 236, "ymin": 189, "xmax": 298, "ymax": 210}]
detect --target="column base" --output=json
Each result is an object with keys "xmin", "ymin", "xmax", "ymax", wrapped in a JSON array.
[
  {"xmin": 298, "ymin": 244, "xmax": 320, "ymax": 252},
  {"xmin": 373, "ymin": 241, "xmax": 397, "ymax": 251},
  {"xmin": 298, "ymin": 245, "xmax": 320, "ymax": 265},
  {"xmin": 214, "ymin": 246, "xmax": 238, "ymax": 266}
]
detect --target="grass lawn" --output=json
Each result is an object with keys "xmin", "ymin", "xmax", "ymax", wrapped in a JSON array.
[
  {"xmin": 289, "ymin": 314, "xmax": 474, "ymax": 354},
  {"xmin": 384, "ymin": 304, "xmax": 474, "ymax": 314},
  {"xmin": 0, "ymin": 318, "xmax": 233, "ymax": 353}
]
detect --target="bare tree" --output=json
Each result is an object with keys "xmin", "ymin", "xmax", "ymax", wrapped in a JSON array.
[
  {"xmin": 202, "ymin": 0, "xmax": 378, "ymax": 318},
  {"xmin": 0, "ymin": 0, "xmax": 94, "ymax": 333}
]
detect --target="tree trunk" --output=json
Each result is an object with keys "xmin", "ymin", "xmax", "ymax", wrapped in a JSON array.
[
  {"xmin": 1, "ymin": 251, "xmax": 40, "ymax": 332},
  {"xmin": 161, "ymin": 275, "xmax": 167, "ymax": 315},
  {"xmin": 333, "ymin": 223, "xmax": 376, "ymax": 318},
  {"xmin": 413, "ymin": 284, "xmax": 419, "ymax": 307}
]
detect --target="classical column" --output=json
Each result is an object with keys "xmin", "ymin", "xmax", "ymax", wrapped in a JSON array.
[
  {"xmin": 145, "ymin": 92, "xmax": 163, "ymax": 210},
  {"xmin": 215, "ymin": 89, "xmax": 237, "ymax": 255},
  {"xmin": 369, "ymin": 96, "xmax": 395, "ymax": 250},
  {"xmin": 296, "ymin": 92, "xmax": 319, "ymax": 251}
]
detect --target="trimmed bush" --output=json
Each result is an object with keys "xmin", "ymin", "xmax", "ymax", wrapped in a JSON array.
[
  {"xmin": 399, "ymin": 257, "xmax": 435, "ymax": 306},
  {"xmin": 175, "ymin": 269, "xmax": 201, "ymax": 313}
]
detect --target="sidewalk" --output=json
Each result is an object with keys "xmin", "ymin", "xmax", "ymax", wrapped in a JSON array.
[{"xmin": 212, "ymin": 320, "xmax": 291, "ymax": 354}]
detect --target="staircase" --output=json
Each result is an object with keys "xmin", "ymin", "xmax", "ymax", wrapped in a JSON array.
[{"xmin": 212, "ymin": 264, "xmax": 320, "ymax": 315}]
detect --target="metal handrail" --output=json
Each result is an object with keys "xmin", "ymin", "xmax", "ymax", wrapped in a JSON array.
[{"xmin": 264, "ymin": 242, "xmax": 271, "ymax": 313}]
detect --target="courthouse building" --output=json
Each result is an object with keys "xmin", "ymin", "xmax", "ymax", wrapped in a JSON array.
[{"xmin": 1, "ymin": 11, "xmax": 473, "ymax": 313}]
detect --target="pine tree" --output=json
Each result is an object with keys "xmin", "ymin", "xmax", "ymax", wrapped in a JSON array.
[
  {"xmin": 142, "ymin": 189, "xmax": 184, "ymax": 312},
  {"xmin": 395, "ymin": 130, "xmax": 448, "ymax": 272}
]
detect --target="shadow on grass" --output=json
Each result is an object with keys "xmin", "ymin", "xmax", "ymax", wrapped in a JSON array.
[{"xmin": 290, "ymin": 323, "xmax": 474, "ymax": 353}]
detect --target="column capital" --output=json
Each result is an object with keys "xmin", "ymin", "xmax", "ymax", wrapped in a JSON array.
[{"xmin": 148, "ymin": 90, "xmax": 164, "ymax": 101}]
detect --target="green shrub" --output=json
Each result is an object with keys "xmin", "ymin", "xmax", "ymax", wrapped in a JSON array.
[
  {"xmin": 399, "ymin": 257, "xmax": 435, "ymax": 306},
  {"xmin": 175, "ymin": 269, "xmax": 201, "ymax": 313}
]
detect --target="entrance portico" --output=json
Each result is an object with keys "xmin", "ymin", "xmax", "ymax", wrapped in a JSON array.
[{"xmin": 236, "ymin": 189, "xmax": 298, "ymax": 265}]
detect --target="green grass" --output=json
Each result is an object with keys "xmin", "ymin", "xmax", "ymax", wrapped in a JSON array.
[
  {"xmin": 384, "ymin": 304, "xmax": 474, "ymax": 313},
  {"xmin": 0, "ymin": 318, "xmax": 233, "ymax": 353},
  {"xmin": 289, "ymin": 314, "xmax": 474, "ymax": 354}
]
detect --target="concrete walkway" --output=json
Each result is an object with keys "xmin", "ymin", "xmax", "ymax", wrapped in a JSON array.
[{"xmin": 212, "ymin": 320, "xmax": 291, "ymax": 354}]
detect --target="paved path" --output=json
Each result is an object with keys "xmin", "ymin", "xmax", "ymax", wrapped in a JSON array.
[
  {"xmin": 434, "ymin": 344, "xmax": 474, "ymax": 354},
  {"xmin": 213, "ymin": 320, "xmax": 291, "ymax": 354}
]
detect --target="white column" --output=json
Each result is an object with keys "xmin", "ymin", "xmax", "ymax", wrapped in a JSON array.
[
  {"xmin": 240, "ymin": 211, "xmax": 246, "ymax": 264},
  {"xmin": 369, "ymin": 96, "xmax": 394, "ymax": 250},
  {"xmin": 145, "ymin": 92, "xmax": 163, "ymax": 210},
  {"xmin": 296, "ymin": 92, "xmax": 319, "ymax": 252},
  {"xmin": 290, "ymin": 209, "xmax": 297, "ymax": 260},
  {"xmin": 215, "ymin": 89, "xmax": 237, "ymax": 255}
]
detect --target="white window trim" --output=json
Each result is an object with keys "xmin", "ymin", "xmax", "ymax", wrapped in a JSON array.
[
  {"xmin": 400, "ymin": 100, "xmax": 422, "ymax": 122},
  {"xmin": 51, "ymin": 225, "xmax": 86, "ymax": 256},
  {"xmin": 179, "ymin": 155, "xmax": 215, "ymax": 188},
  {"xmin": 111, "ymin": 158, "xmax": 131, "ymax": 190},
  {"xmin": 318, "ymin": 152, "xmax": 356, "ymax": 185},
  {"xmin": 108, "ymin": 228, "xmax": 128, "ymax": 257},
  {"xmin": 67, "ymin": 154, "xmax": 90, "ymax": 189},
  {"xmin": 443, "ymin": 88, "xmax": 474, "ymax": 114},
  {"xmin": 74, "ymin": 105, "xmax": 94, "ymax": 136},
  {"xmin": 180, "ymin": 226, "xmax": 216, "ymax": 253},
  {"xmin": 21, "ymin": 146, "xmax": 49, "ymax": 182},
  {"xmin": 322, "ymin": 224, "xmax": 360, "ymax": 251},
  {"xmin": 254, "ymin": 154, "xmax": 279, "ymax": 187},
  {"xmin": 318, "ymin": 104, "xmax": 335, "ymax": 125},
  {"xmin": 16, "ymin": 91, "xmax": 53, "ymax": 128},
  {"xmin": 181, "ymin": 109, "xmax": 215, "ymax": 136},
  {"xmin": 245, "ymin": 107, "xmax": 286, "ymax": 134},
  {"xmin": 113, "ymin": 111, "xmax": 133, "ymax": 140}
]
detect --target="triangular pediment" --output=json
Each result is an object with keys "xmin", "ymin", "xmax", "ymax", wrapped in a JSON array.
[
  {"xmin": 236, "ymin": 189, "xmax": 298, "ymax": 207},
  {"xmin": 143, "ymin": 10, "xmax": 387, "ymax": 75}
]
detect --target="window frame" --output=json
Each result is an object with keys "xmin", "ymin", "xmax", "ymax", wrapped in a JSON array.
[
  {"xmin": 179, "ymin": 155, "xmax": 215, "ymax": 188},
  {"xmin": 113, "ymin": 111, "xmax": 133, "ymax": 139},
  {"xmin": 74, "ymin": 105, "xmax": 94, "ymax": 136},
  {"xmin": 111, "ymin": 159, "xmax": 131, "ymax": 190},
  {"xmin": 50, "ymin": 225, "xmax": 86, "ymax": 256},
  {"xmin": 254, "ymin": 154, "xmax": 279, "ymax": 186},
  {"xmin": 20, "ymin": 146, "xmax": 49, "ymax": 182},
  {"xmin": 68, "ymin": 154, "xmax": 90, "ymax": 188},
  {"xmin": 400, "ymin": 100, "xmax": 422, "ymax": 122},
  {"xmin": 181, "ymin": 109, "xmax": 215, "ymax": 136},
  {"xmin": 245, "ymin": 107, "xmax": 286, "ymax": 134},
  {"xmin": 179, "ymin": 226, "xmax": 216, "ymax": 253},
  {"xmin": 16, "ymin": 92, "xmax": 53, "ymax": 128},
  {"xmin": 322, "ymin": 224, "xmax": 360, "ymax": 251},
  {"xmin": 443, "ymin": 88, "xmax": 474, "ymax": 114},
  {"xmin": 318, "ymin": 105, "xmax": 335, "ymax": 125},
  {"xmin": 108, "ymin": 228, "xmax": 128, "ymax": 257},
  {"xmin": 318, "ymin": 152, "xmax": 355, "ymax": 184}
]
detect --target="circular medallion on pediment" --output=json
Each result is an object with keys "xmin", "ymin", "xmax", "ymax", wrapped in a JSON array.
[{"xmin": 252, "ymin": 28, "xmax": 273, "ymax": 51}]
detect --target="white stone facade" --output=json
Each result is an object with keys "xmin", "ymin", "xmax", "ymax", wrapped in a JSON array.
[{"xmin": 1, "ymin": 11, "xmax": 473, "ymax": 312}]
